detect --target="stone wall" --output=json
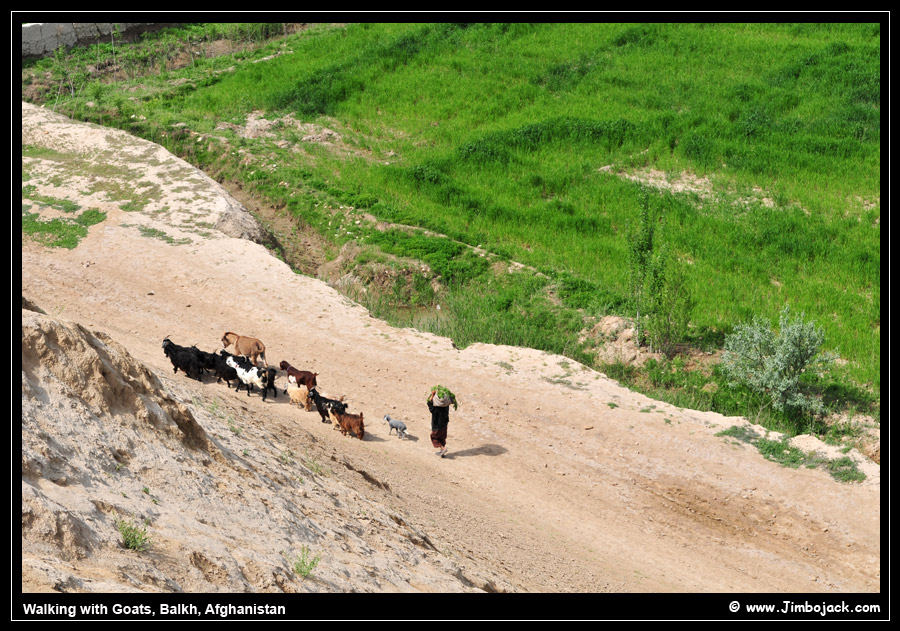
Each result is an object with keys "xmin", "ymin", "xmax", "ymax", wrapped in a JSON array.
[{"xmin": 22, "ymin": 23, "xmax": 180, "ymax": 59}]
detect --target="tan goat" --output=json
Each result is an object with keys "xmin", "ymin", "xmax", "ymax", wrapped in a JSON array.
[{"xmin": 221, "ymin": 331, "xmax": 267, "ymax": 368}]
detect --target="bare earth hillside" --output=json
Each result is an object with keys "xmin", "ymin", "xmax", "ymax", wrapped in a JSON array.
[{"xmin": 20, "ymin": 102, "xmax": 881, "ymax": 602}]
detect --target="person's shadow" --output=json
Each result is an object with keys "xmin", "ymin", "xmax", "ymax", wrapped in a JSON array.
[{"xmin": 442, "ymin": 444, "xmax": 507, "ymax": 459}]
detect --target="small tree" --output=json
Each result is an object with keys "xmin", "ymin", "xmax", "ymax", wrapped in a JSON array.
[
  {"xmin": 721, "ymin": 305, "xmax": 837, "ymax": 417},
  {"xmin": 628, "ymin": 193, "xmax": 655, "ymax": 345},
  {"xmin": 628, "ymin": 192, "xmax": 694, "ymax": 355},
  {"xmin": 642, "ymin": 245, "xmax": 695, "ymax": 358}
]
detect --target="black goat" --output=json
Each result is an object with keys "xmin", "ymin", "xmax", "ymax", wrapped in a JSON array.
[
  {"xmin": 190, "ymin": 346, "xmax": 218, "ymax": 375},
  {"xmin": 263, "ymin": 367, "xmax": 278, "ymax": 400},
  {"xmin": 211, "ymin": 350, "xmax": 239, "ymax": 387},
  {"xmin": 307, "ymin": 387, "xmax": 347, "ymax": 424},
  {"xmin": 161, "ymin": 337, "xmax": 202, "ymax": 381}
]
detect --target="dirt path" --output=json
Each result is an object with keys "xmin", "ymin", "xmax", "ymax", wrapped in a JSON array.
[{"xmin": 20, "ymin": 102, "xmax": 881, "ymax": 594}]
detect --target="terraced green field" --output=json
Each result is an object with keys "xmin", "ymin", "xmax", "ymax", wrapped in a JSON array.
[{"xmin": 22, "ymin": 22, "xmax": 881, "ymax": 433}]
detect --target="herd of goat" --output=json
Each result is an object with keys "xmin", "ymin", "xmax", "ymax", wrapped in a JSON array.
[{"xmin": 161, "ymin": 332, "xmax": 369, "ymax": 440}]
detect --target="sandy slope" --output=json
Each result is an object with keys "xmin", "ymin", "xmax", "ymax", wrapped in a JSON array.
[{"xmin": 20, "ymin": 102, "xmax": 880, "ymax": 594}]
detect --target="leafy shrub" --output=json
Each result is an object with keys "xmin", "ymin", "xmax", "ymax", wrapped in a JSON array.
[
  {"xmin": 290, "ymin": 545, "xmax": 321, "ymax": 578},
  {"xmin": 721, "ymin": 305, "xmax": 837, "ymax": 416},
  {"xmin": 115, "ymin": 516, "xmax": 152, "ymax": 552}
]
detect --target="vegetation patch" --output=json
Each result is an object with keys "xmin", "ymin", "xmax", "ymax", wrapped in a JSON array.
[
  {"xmin": 115, "ymin": 515, "xmax": 152, "ymax": 552},
  {"xmin": 716, "ymin": 426, "xmax": 866, "ymax": 483},
  {"xmin": 825, "ymin": 456, "xmax": 868, "ymax": 483},
  {"xmin": 22, "ymin": 202, "xmax": 107, "ymax": 250},
  {"xmin": 288, "ymin": 545, "xmax": 321, "ymax": 578},
  {"xmin": 135, "ymin": 225, "xmax": 191, "ymax": 245},
  {"xmin": 722, "ymin": 305, "xmax": 838, "ymax": 417},
  {"xmin": 364, "ymin": 229, "xmax": 489, "ymax": 287},
  {"xmin": 119, "ymin": 199, "xmax": 151, "ymax": 212},
  {"xmin": 22, "ymin": 184, "xmax": 81, "ymax": 213},
  {"xmin": 714, "ymin": 424, "xmax": 760, "ymax": 444}
]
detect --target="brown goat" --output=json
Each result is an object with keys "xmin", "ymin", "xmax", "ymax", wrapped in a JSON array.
[
  {"xmin": 332, "ymin": 409, "xmax": 365, "ymax": 440},
  {"xmin": 279, "ymin": 361, "xmax": 317, "ymax": 393},
  {"xmin": 221, "ymin": 332, "xmax": 267, "ymax": 367}
]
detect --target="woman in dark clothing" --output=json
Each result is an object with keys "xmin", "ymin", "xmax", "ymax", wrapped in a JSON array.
[{"xmin": 427, "ymin": 389, "xmax": 451, "ymax": 457}]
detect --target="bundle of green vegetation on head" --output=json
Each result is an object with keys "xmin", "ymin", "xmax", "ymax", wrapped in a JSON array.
[{"xmin": 431, "ymin": 385, "xmax": 458, "ymax": 410}]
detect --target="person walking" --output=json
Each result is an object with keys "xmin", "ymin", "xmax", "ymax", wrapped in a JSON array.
[{"xmin": 427, "ymin": 387, "xmax": 455, "ymax": 458}]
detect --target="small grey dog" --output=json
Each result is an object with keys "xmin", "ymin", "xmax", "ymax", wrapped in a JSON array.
[{"xmin": 383, "ymin": 414, "xmax": 408, "ymax": 439}]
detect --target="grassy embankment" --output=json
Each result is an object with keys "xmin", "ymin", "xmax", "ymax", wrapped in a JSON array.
[{"xmin": 22, "ymin": 22, "xmax": 880, "ymax": 443}]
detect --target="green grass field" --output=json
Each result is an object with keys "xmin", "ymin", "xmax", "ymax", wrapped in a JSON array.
[{"xmin": 22, "ymin": 22, "xmax": 881, "ymax": 433}]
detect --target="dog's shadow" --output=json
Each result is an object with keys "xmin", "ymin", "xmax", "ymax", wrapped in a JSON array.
[{"xmin": 376, "ymin": 432, "xmax": 419, "ymax": 443}]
